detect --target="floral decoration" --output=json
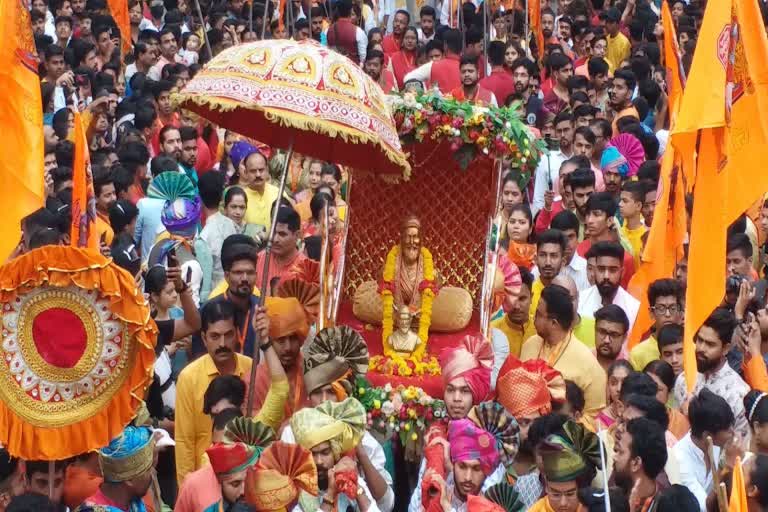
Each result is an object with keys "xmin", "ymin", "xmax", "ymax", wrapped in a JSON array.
[
  {"xmin": 379, "ymin": 245, "xmax": 435, "ymax": 361},
  {"xmin": 388, "ymin": 91, "xmax": 546, "ymax": 171},
  {"xmin": 369, "ymin": 353, "xmax": 441, "ymax": 378},
  {"xmin": 354, "ymin": 377, "xmax": 447, "ymax": 461}
]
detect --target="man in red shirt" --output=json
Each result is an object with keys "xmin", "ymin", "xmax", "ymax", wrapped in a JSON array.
[
  {"xmin": 542, "ymin": 52, "xmax": 573, "ymax": 115},
  {"xmin": 382, "ymin": 9, "xmax": 409, "ymax": 57},
  {"xmin": 479, "ymin": 41, "xmax": 515, "ymax": 106},
  {"xmin": 403, "ymin": 29, "xmax": 463, "ymax": 93},
  {"xmin": 450, "ymin": 55, "xmax": 497, "ymax": 106}
]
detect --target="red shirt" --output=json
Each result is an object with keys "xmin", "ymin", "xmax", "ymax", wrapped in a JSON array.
[
  {"xmin": 382, "ymin": 34, "xmax": 402, "ymax": 57},
  {"xmin": 391, "ymin": 50, "xmax": 417, "ymax": 89},
  {"xmin": 479, "ymin": 67, "xmax": 516, "ymax": 106},
  {"xmin": 449, "ymin": 85, "xmax": 495, "ymax": 106},
  {"xmin": 430, "ymin": 54, "xmax": 461, "ymax": 94},
  {"xmin": 577, "ymin": 238, "xmax": 636, "ymax": 288}
]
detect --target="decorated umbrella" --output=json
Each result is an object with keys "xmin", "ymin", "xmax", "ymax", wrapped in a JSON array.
[
  {"xmin": 176, "ymin": 39, "xmax": 410, "ymax": 177},
  {"xmin": 176, "ymin": 39, "xmax": 410, "ymax": 411},
  {"xmin": 0, "ymin": 246, "xmax": 156, "ymax": 460}
]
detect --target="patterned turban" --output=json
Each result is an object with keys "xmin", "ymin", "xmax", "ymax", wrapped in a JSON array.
[
  {"xmin": 539, "ymin": 420, "xmax": 602, "ymax": 483},
  {"xmin": 161, "ymin": 196, "xmax": 202, "ymax": 238},
  {"xmin": 206, "ymin": 442, "xmax": 260, "ymax": 475},
  {"xmin": 448, "ymin": 419, "xmax": 501, "ymax": 476},
  {"xmin": 265, "ymin": 297, "xmax": 309, "ymax": 339},
  {"xmin": 245, "ymin": 441, "xmax": 319, "ymax": 512},
  {"xmin": 495, "ymin": 357, "xmax": 565, "ymax": 418},
  {"xmin": 303, "ymin": 326, "xmax": 370, "ymax": 398},
  {"xmin": 439, "ymin": 335, "xmax": 493, "ymax": 404},
  {"xmin": 290, "ymin": 397, "xmax": 366, "ymax": 460},
  {"xmin": 98, "ymin": 426, "xmax": 156, "ymax": 483}
]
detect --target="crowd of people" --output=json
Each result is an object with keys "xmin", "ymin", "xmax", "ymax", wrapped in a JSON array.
[{"xmin": 4, "ymin": 0, "xmax": 768, "ymax": 510}]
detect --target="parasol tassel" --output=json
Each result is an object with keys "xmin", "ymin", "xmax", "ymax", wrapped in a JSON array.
[{"xmin": 246, "ymin": 140, "xmax": 295, "ymax": 414}]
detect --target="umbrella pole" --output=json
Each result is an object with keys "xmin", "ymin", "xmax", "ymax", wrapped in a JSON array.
[
  {"xmin": 194, "ymin": 0, "xmax": 213, "ymax": 60},
  {"xmin": 245, "ymin": 139, "xmax": 294, "ymax": 414},
  {"xmin": 261, "ymin": 0, "xmax": 269, "ymax": 39},
  {"xmin": 249, "ymin": 0, "xmax": 254, "ymax": 33}
]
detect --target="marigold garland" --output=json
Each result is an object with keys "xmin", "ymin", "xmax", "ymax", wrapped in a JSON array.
[{"xmin": 380, "ymin": 245, "xmax": 435, "ymax": 361}]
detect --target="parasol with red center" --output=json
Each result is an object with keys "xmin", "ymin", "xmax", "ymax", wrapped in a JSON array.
[
  {"xmin": 0, "ymin": 246, "xmax": 156, "ymax": 460},
  {"xmin": 175, "ymin": 38, "xmax": 411, "ymax": 177}
]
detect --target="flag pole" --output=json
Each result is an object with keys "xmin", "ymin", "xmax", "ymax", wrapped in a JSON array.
[{"xmin": 193, "ymin": 0, "xmax": 213, "ymax": 60}]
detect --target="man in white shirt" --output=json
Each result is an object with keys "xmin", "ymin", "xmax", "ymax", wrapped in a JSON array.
[
  {"xmin": 531, "ymin": 112, "xmax": 574, "ymax": 216},
  {"xmin": 673, "ymin": 307, "xmax": 751, "ymax": 440},
  {"xmin": 548, "ymin": 209, "xmax": 591, "ymax": 291},
  {"xmin": 578, "ymin": 241, "xmax": 639, "ymax": 330},
  {"xmin": 417, "ymin": 5, "xmax": 437, "ymax": 42},
  {"xmin": 671, "ymin": 389, "xmax": 735, "ymax": 511}
]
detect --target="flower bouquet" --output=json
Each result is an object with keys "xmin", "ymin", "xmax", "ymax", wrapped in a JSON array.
[
  {"xmin": 354, "ymin": 377, "xmax": 447, "ymax": 462},
  {"xmin": 388, "ymin": 90, "xmax": 546, "ymax": 171},
  {"xmin": 369, "ymin": 353, "xmax": 441, "ymax": 378}
]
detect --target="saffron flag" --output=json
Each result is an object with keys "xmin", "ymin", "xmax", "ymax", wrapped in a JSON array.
[
  {"xmin": 108, "ymin": 0, "xmax": 132, "ymax": 55},
  {"xmin": 728, "ymin": 457, "xmax": 748, "ymax": 512},
  {"xmin": 626, "ymin": 0, "xmax": 687, "ymax": 349},
  {"xmin": 672, "ymin": 0, "xmax": 768, "ymax": 391},
  {"xmin": 0, "ymin": 0, "xmax": 45, "ymax": 262},
  {"xmin": 71, "ymin": 111, "xmax": 99, "ymax": 249},
  {"xmin": 528, "ymin": 0, "xmax": 543, "ymax": 60}
]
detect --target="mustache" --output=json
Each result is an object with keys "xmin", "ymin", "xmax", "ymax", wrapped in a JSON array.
[{"xmin": 215, "ymin": 347, "xmax": 232, "ymax": 355}]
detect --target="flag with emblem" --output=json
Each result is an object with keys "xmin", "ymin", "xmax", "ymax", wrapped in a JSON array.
[{"xmin": 672, "ymin": 0, "xmax": 768, "ymax": 391}]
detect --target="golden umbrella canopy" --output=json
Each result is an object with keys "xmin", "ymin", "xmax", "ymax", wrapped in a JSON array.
[{"xmin": 176, "ymin": 38, "xmax": 410, "ymax": 177}]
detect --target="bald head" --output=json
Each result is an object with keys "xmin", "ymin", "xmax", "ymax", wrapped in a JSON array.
[{"xmin": 552, "ymin": 275, "xmax": 578, "ymax": 306}]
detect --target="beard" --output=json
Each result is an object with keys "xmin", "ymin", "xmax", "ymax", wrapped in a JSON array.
[
  {"xmin": 613, "ymin": 467, "xmax": 633, "ymax": 495},
  {"xmin": 696, "ymin": 354, "xmax": 720, "ymax": 373},
  {"xmin": 597, "ymin": 281, "xmax": 619, "ymax": 299},
  {"xmin": 543, "ymin": 29, "xmax": 553, "ymax": 38}
]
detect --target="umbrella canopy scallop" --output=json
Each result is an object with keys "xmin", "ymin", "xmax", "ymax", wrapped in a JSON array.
[{"xmin": 176, "ymin": 39, "xmax": 410, "ymax": 177}]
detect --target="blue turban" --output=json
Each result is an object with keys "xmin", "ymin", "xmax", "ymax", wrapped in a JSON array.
[
  {"xmin": 600, "ymin": 146, "xmax": 630, "ymax": 178},
  {"xmin": 230, "ymin": 141, "xmax": 260, "ymax": 169},
  {"xmin": 99, "ymin": 426, "xmax": 155, "ymax": 483}
]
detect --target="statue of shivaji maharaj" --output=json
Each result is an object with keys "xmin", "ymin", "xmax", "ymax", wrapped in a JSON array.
[{"xmin": 353, "ymin": 215, "xmax": 473, "ymax": 359}]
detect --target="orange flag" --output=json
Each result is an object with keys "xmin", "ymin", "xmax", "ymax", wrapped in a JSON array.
[
  {"xmin": 728, "ymin": 457, "xmax": 748, "ymax": 512},
  {"xmin": 0, "ymin": 0, "xmax": 44, "ymax": 262},
  {"xmin": 672, "ymin": 0, "xmax": 768, "ymax": 391},
  {"xmin": 626, "ymin": 0, "xmax": 687, "ymax": 349},
  {"xmin": 528, "ymin": 0, "xmax": 543, "ymax": 60},
  {"xmin": 71, "ymin": 111, "xmax": 99, "ymax": 249},
  {"xmin": 107, "ymin": 0, "xmax": 132, "ymax": 55}
]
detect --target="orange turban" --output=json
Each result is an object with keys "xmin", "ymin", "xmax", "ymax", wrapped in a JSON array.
[
  {"xmin": 439, "ymin": 335, "xmax": 493, "ymax": 404},
  {"xmin": 265, "ymin": 297, "xmax": 309, "ymax": 339},
  {"xmin": 495, "ymin": 357, "xmax": 565, "ymax": 418},
  {"xmin": 206, "ymin": 442, "xmax": 260, "ymax": 475},
  {"xmin": 245, "ymin": 441, "xmax": 318, "ymax": 512}
]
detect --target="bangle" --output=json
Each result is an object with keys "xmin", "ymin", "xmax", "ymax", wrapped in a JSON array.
[{"xmin": 259, "ymin": 340, "xmax": 272, "ymax": 351}]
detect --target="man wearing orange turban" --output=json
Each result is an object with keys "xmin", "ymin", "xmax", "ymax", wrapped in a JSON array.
[
  {"xmin": 248, "ymin": 296, "xmax": 310, "ymax": 419},
  {"xmin": 245, "ymin": 441, "xmax": 319, "ymax": 512}
]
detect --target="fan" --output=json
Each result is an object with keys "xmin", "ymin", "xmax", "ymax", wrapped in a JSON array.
[
  {"xmin": 608, "ymin": 133, "xmax": 645, "ymax": 177},
  {"xmin": 277, "ymin": 278, "xmax": 321, "ymax": 322},
  {"xmin": 468, "ymin": 401, "xmax": 521, "ymax": 468},
  {"xmin": 303, "ymin": 326, "xmax": 369, "ymax": 376},
  {"xmin": 484, "ymin": 483, "xmax": 526, "ymax": 512},
  {"xmin": 147, "ymin": 172, "xmax": 196, "ymax": 201},
  {"xmin": 224, "ymin": 417, "xmax": 276, "ymax": 451}
]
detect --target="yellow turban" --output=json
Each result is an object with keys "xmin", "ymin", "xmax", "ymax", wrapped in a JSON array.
[
  {"xmin": 265, "ymin": 297, "xmax": 309, "ymax": 339},
  {"xmin": 290, "ymin": 398, "xmax": 366, "ymax": 460}
]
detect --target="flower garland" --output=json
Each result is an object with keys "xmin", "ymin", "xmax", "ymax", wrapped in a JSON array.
[
  {"xmin": 379, "ymin": 245, "xmax": 435, "ymax": 362},
  {"xmin": 389, "ymin": 91, "xmax": 547, "ymax": 171},
  {"xmin": 369, "ymin": 353, "xmax": 441, "ymax": 377},
  {"xmin": 354, "ymin": 377, "xmax": 447, "ymax": 461}
]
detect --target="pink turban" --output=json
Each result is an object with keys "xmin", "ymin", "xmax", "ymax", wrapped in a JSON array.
[
  {"xmin": 448, "ymin": 419, "xmax": 500, "ymax": 475},
  {"xmin": 439, "ymin": 335, "xmax": 493, "ymax": 404}
]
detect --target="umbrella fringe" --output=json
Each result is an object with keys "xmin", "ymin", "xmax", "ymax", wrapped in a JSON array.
[{"xmin": 176, "ymin": 94, "xmax": 412, "ymax": 179}]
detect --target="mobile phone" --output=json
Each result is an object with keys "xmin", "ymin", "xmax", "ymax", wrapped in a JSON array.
[
  {"xmin": 185, "ymin": 267, "xmax": 192, "ymax": 284},
  {"xmin": 167, "ymin": 247, "xmax": 178, "ymax": 268}
]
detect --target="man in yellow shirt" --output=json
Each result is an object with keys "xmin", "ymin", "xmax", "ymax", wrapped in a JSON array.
[
  {"xmin": 491, "ymin": 267, "xmax": 537, "ymax": 356},
  {"xmin": 619, "ymin": 181, "xmax": 648, "ymax": 270},
  {"xmin": 521, "ymin": 285, "xmax": 606, "ymax": 421},
  {"xmin": 93, "ymin": 167, "xmax": 116, "ymax": 245},
  {"xmin": 529, "ymin": 230, "xmax": 567, "ymax": 325},
  {"xmin": 552, "ymin": 274, "xmax": 596, "ymax": 349},
  {"xmin": 175, "ymin": 300, "xmax": 288, "ymax": 484},
  {"xmin": 602, "ymin": 7, "xmax": 630, "ymax": 72},
  {"xmin": 609, "ymin": 69, "xmax": 639, "ymax": 136},
  {"xmin": 628, "ymin": 278, "xmax": 685, "ymax": 371},
  {"xmin": 241, "ymin": 150, "xmax": 279, "ymax": 229}
]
